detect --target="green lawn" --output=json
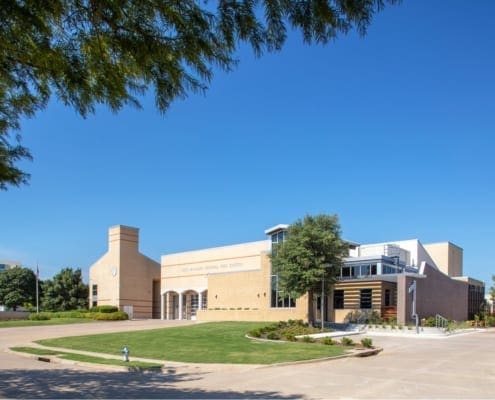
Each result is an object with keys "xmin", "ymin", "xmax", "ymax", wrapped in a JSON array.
[
  {"xmin": 0, "ymin": 318, "xmax": 95, "ymax": 328},
  {"xmin": 37, "ymin": 321, "xmax": 347, "ymax": 364}
]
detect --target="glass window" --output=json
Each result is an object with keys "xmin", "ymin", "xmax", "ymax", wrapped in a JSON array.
[
  {"xmin": 270, "ymin": 274, "xmax": 295, "ymax": 308},
  {"xmin": 360, "ymin": 289, "xmax": 372, "ymax": 309},
  {"xmin": 361, "ymin": 264, "xmax": 370, "ymax": 276},
  {"xmin": 92, "ymin": 284, "xmax": 97, "ymax": 296},
  {"xmin": 334, "ymin": 290, "xmax": 344, "ymax": 309},
  {"xmin": 371, "ymin": 264, "xmax": 377, "ymax": 275},
  {"xmin": 341, "ymin": 266, "xmax": 350, "ymax": 277},
  {"xmin": 384, "ymin": 289, "xmax": 391, "ymax": 306}
]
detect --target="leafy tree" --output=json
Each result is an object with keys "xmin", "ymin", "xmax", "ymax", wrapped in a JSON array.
[
  {"xmin": 0, "ymin": 266, "xmax": 36, "ymax": 310},
  {"xmin": 1, "ymin": 0, "xmax": 399, "ymax": 189},
  {"xmin": 270, "ymin": 214, "xmax": 348, "ymax": 320},
  {"xmin": 41, "ymin": 267, "xmax": 88, "ymax": 311}
]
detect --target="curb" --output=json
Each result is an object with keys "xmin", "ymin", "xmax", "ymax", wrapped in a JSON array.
[
  {"xmin": 6, "ymin": 348, "xmax": 165, "ymax": 373},
  {"xmin": 256, "ymin": 347, "xmax": 383, "ymax": 368}
]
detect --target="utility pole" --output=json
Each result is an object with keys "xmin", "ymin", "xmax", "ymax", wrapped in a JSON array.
[{"xmin": 36, "ymin": 262, "xmax": 39, "ymax": 313}]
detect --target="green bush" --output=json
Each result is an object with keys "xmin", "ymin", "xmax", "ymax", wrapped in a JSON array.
[
  {"xmin": 341, "ymin": 337, "xmax": 354, "ymax": 346},
  {"xmin": 51, "ymin": 311, "xmax": 88, "ymax": 318},
  {"xmin": 361, "ymin": 338, "xmax": 373, "ymax": 348},
  {"xmin": 284, "ymin": 333, "xmax": 297, "ymax": 342},
  {"xmin": 321, "ymin": 337, "xmax": 335, "ymax": 345},
  {"xmin": 29, "ymin": 310, "xmax": 90, "ymax": 319},
  {"xmin": 486, "ymin": 316, "xmax": 495, "ymax": 327},
  {"xmin": 92, "ymin": 311, "xmax": 128, "ymax": 320},
  {"xmin": 301, "ymin": 335, "xmax": 315, "ymax": 343},
  {"xmin": 425, "ymin": 316, "xmax": 436, "ymax": 327},
  {"xmin": 90, "ymin": 305, "xmax": 119, "ymax": 313},
  {"xmin": 249, "ymin": 328, "xmax": 262, "ymax": 338},
  {"xmin": 266, "ymin": 331, "xmax": 281, "ymax": 340},
  {"xmin": 369, "ymin": 310, "xmax": 381, "ymax": 324},
  {"xmin": 29, "ymin": 313, "xmax": 51, "ymax": 321}
]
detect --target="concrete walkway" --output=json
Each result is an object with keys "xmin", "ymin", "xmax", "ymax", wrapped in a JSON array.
[{"xmin": 0, "ymin": 320, "xmax": 494, "ymax": 399}]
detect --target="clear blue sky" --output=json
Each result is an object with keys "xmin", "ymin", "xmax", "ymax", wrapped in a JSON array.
[{"xmin": 1, "ymin": 0, "xmax": 493, "ymax": 289}]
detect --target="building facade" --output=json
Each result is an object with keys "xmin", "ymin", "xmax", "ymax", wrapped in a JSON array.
[
  {"xmin": 0, "ymin": 260, "xmax": 21, "ymax": 272},
  {"xmin": 88, "ymin": 225, "xmax": 160, "ymax": 319},
  {"xmin": 89, "ymin": 224, "xmax": 485, "ymax": 324}
]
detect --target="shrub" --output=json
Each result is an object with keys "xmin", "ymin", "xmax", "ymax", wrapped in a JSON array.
[
  {"xmin": 92, "ymin": 311, "xmax": 128, "ymax": 320},
  {"xmin": 369, "ymin": 310, "xmax": 381, "ymax": 324},
  {"xmin": 486, "ymin": 316, "xmax": 495, "ymax": 327},
  {"xmin": 266, "ymin": 331, "xmax": 281, "ymax": 340},
  {"xmin": 284, "ymin": 333, "xmax": 297, "ymax": 342},
  {"xmin": 249, "ymin": 328, "xmax": 262, "ymax": 338},
  {"xmin": 248, "ymin": 320, "xmax": 324, "ymax": 341},
  {"xmin": 425, "ymin": 316, "xmax": 436, "ymax": 327},
  {"xmin": 50, "ymin": 311, "xmax": 87, "ymax": 318},
  {"xmin": 341, "ymin": 337, "xmax": 354, "ymax": 346},
  {"xmin": 321, "ymin": 337, "xmax": 335, "ymax": 345},
  {"xmin": 301, "ymin": 335, "xmax": 315, "ymax": 343},
  {"xmin": 29, "ymin": 313, "xmax": 51, "ymax": 321},
  {"xmin": 361, "ymin": 338, "xmax": 373, "ymax": 348},
  {"xmin": 90, "ymin": 305, "xmax": 119, "ymax": 313}
]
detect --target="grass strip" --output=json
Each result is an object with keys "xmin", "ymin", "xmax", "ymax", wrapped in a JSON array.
[
  {"xmin": 10, "ymin": 346, "xmax": 161, "ymax": 369},
  {"xmin": 37, "ymin": 321, "xmax": 347, "ymax": 364},
  {"xmin": 58, "ymin": 353, "xmax": 162, "ymax": 369},
  {"xmin": 10, "ymin": 346, "xmax": 61, "ymax": 356},
  {"xmin": 0, "ymin": 318, "xmax": 95, "ymax": 328}
]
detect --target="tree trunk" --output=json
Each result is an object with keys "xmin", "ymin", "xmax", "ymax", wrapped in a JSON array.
[{"xmin": 307, "ymin": 289, "xmax": 315, "ymax": 326}]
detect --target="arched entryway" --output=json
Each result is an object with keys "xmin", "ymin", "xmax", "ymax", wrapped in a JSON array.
[{"xmin": 162, "ymin": 288, "xmax": 208, "ymax": 320}]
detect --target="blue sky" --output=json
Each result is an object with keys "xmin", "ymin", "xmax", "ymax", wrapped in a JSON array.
[{"xmin": 1, "ymin": 0, "xmax": 494, "ymax": 289}]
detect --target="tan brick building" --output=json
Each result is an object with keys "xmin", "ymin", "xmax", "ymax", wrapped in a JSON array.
[
  {"xmin": 89, "ymin": 225, "xmax": 160, "ymax": 319},
  {"xmin": 89, "ymin": 224, "xmax": 485, "ymax": 324}
]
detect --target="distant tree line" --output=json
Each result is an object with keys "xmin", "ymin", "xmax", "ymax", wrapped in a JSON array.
[{"xmin": 0, "ymin": 266, "xmax": 88, "ymax": 311}]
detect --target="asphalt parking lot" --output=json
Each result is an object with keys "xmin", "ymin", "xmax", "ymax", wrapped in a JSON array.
[{"xmin": 0, "ymin": 320, "xmax": 493, "ymax": 399}]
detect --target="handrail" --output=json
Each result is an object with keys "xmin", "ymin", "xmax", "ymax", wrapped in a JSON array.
[{"xmin": 435, "ymin": 314, "xmax": 449, "ymax": 329}]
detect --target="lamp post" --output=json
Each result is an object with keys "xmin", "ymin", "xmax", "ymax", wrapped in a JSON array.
[
  {"xmin": 321, "ymin": 275, "xmax": 325, "ymax": 331},
  {"xmin": 321, "ymin": 264, "xmax": 331, "ymax": 332},
  {"xmin": 408, "ymin": 280, "xmax": 419, "ymax": 333}
]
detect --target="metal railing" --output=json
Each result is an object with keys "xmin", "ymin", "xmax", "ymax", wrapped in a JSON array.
[{"xmin": 435, "ymin": 314, "xmax": 449, "ymax": 329}]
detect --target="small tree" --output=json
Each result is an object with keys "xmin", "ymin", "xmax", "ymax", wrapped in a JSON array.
[
  {"xmin": 41, "ymin": 267, "xmax": 88, "ymax": 311},
  {"xmin": 0, "ymin": 266, "xmax": 36, "ymax": 311},
  {"xmin": 270, "ymin": 214, "xmax": 348, "ymax": 323}
]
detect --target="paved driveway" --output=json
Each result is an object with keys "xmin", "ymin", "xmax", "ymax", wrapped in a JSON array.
[{"xmin": 0, "ymin": 320, "xmax": 493, "ymax": 399}]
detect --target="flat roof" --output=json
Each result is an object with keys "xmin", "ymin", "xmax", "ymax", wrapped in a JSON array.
[{"xmin": 264, "ymin": 224, "xmax": 289, "ymax": 235}]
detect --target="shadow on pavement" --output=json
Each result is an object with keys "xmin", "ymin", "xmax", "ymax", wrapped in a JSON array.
[{"xmin": 0, "ymin": 368, "xmax": 300, "ymax": 399}]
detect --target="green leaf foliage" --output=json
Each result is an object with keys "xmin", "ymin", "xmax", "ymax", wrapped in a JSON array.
[
  {"xmin": 0, "ymin": 0, "xmax": 398, "ymax": 189},
  {"xmin": 270, "ymin": 214, "xmax": 348, "ymax": 298},
  {"xmin": 90, "ymin": 305, "xmax": 119, "ymax": 313},
  {"xmin": 0, "ymin": 266, "xmax": 36, "ymax": 310},
  {"xmin": 41, "ymin": 267, "xmax": 88, "ymax": 311}
]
